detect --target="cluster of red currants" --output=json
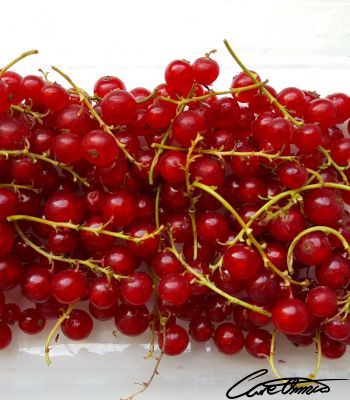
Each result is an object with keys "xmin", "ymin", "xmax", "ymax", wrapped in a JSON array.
[{"xmin": 0, "ymin": 44, "xmax": 350, "ymax": 381}]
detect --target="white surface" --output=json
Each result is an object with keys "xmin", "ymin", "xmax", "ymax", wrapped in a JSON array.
[{"xmin": 1, "ymin": 0, "xmax": 350, "ymax": 399}]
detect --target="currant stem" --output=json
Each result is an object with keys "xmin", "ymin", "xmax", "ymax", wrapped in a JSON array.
[
  {"xmin": 0, "ymin": 49, "xmax": 38, "ymax": 78},
  {"xmin": 268, "ymin": 329, "xmax": 322, "ymax": 384},
  {"xmin": 148, "ymin": 85, "xmax": 197, "ymax": 185},
  {"xmin": 13, "ymin": 221, "xmax": 127, "ymax": 281},
  {"xmin": 0, "ymin": 149, "xmax": 89, "ymax": 187},
  {"xmin": 169, "ymin": 231, "xmax": 271, "ymax": 317},
  {"xmin": 44, "ymin": 303, "xmax": 76, "ymax": 366},
  {"xmin": 10, "ymin": 104, "xmax": 48, "ymax": 125},
  {"xmin": 8, "ymin": 214, "xmax": 164, "ymax": 243},
  {"xmin": 287, "ymin": 226, "xmax": 350, "ymax": 275},
  {"xmin": 151, "ymin": 142, "xmax": 296, "ymax": 162},
  {"xmin": 0, "ymin": 183, "xmax": 41, "ymax": 193},
  {"xmin": 51, "ymin": 65, "xmax": 138, "ymax": 166},
  {"xmin": 318, "ymin": 146, "xmax": 349, "ymax": 184},
  {"xmin": 192, "ymin": 181, "xmax": 308, "ymax": 287},
  {"xmin": 186, "ymin": 135, "xmax": 203, "ymax": 261},
  {"xmin": 233, "ymin": 182, "xmax": 350, "ymax": 252},
  {"xmin": 223, "ymin": 39, "xmax": 303, "ymax": 127}
]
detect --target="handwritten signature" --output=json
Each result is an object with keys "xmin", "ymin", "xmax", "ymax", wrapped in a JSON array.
[{"xmin": 226, "ymin": 369, "xmax": 348, "ymax": 398}]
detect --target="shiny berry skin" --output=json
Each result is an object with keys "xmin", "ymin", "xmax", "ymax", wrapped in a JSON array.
[
  {"xmin": 89, "ymin": 303, "xmax": 117, "ymax": 321},
  {"xmin": 101, "ymin": 89, "xmax": 137, "ymax": 125},
  {"xmin": 120, "ymin": 272, "xmax": 153, "ymax": 306},
  {"xmin": 21, "ymin": 265, "xmax": 52, "ymax": 303},
  {"xmin": 158, "ymin": 324, "xmax": 189, "ymax": 356},
  {"xmin": 246, "ymin": 272, "xmax": 279, "ymax": 304},
  {"xmin": 330, "ymin": 138, "xmax": 350, "ymax": 166},
  {"xmin": 268, "ymin": 208, "xmax": 306, "ymax": 242},
  {"xmin": 158, "ymin": 151, "xmax": 186, "ymax": 184},
  {"xmin": 89, "ymin": 278, "xmax": 119, "ymax": 310},
  {"xmin": 102, "ymin": 190, "xmax": 137, "ymax": 227},
  {"xmin": 0, "ymin": 255, "xmax": 22, "ymax": 291},
  {"xmin": 56, "ymin": 104, "xmax": 93, "ymax": 136},
  {"xmin": 316, "ymin": 254, "xmax": 350, "ymax": 289},
  {"xmin": 231, "ymin": 71, "xmax": 261, "ymax": 103},
  {"xmin": 103, "ymin": 246, "xmax": 137, "ymax": 275},
  {"xmin": 35, "ymin": 298, "xmax": 61, "ymax": 320},
  {"xmin": 0, "ymin": 322, "xmax": 12, "ymax": 349},
  {"xmin": 18, "ymin": 308, "xmax": 46, "ymax": 335},
  {"xmin": 304, "ymin": 188, "xmax": 344, "ymax": 227},
  {"xmin": 326, "ymin": 92, "xmax": 350, "ymax": 123},
  {"xmin": 81, "ymin": 130, "xmax": 118, "ymax": 166},
  {"xmin": 223, "ymin": 244, "xmax": 262, "ymax": 281},
  {"xmin": 277, "ymin": 87, "xmax": 306, "ymax": 116},
  {"xmin": 0, "ymin": 117, "xmax": 27, "ymax": 150},
  {"xmin": 61, "ymin": 309, "xmax": 93, "ymax": 340},
  {"xmin": 321, "ymin": 333, "xmax": 346, "ymax": 359},
  {"xmin": 192, "ymin": 57, "xmax": 219, "ymax": 85},
  {"xmin": 97, "ymin": 157, "xmax": 128, "ymax": 188},
  {"xmin": 19, "ymin": 74, "xmax": 44, "ymax": 103},
  {"xmin": 306, "ymin": 286, "xmax": 338, "ymax": 318},
  {"xmin": 294, "ymin": 231, "xmax": 332, "ymax": 266},
  {"xmin": 165, "ymin": 59, "xmax": 193, "ymax": 95},
  {"xmin": 214, "ymin": 322, "xmax": 244, "ymax": 355},
  {"xmin": 293, "ymin": 123, "xmax": 323, "ymax": 153},
  {"xmin": 197, "ymin": 211, "xmax": 228, "ymax": 244},
  {"xmin": 0, "ymin": 80, "xmax": 10, "ymax": 112},
  {"xmin": 172, "ymin": 110, "xmax": 206, "ymax": 147},
  {"xmin": 265, "ymin": 243, "xmax": 287, "ymax": 271},
  {"xmin": 264, "ymin": 117, "xmax": 294, "ymax": 151},
  {"xmin": 272, "ymin": 298, "xmax": 310, "ymax": 334},
  {"xmin": 94, "ymin": 76, "xmax": 125, "ymax": 97},
  {"xmin": 0, "ymin": 188, "xmax": 19, "ymax": 222},
  {"xmin": 214, "ymin": 97, "xmax": 241, "ymax": 128},
  {"xmin": 44, "ymin": 192, "xmax": 84, "ymax": 224},
  {"xmin": 145, "ymin": 103, "xmax": 174, "ymax": 130},
  {"xmin": 152, "ymin": 250, "xmax": 183, "ymax": 278},
  {"xmin": 0, "ymin": 222, "xmax": 14, "ymax": 256},
  {"xmin": 126, "ymin": 223, "xmax": 160, "ymax": 257},
  {"xmin": 230, "ymin": 144, "xmax": 261, "ymax": 178},
  {"xmin": 53, "ymin": 133, "xmax": 82, "ymax": 164},
  {"xmin": 0, "ymin": 289, "xmax": 4, "ymax": 316},
  {"xmin": 189, "ymin": 316, "xmax": 214, "ymax": 342},
  {"xmin": 304, "ymin": 98, "xmax": 337, "ymax": 128},
  {"xmin": 40, "ymin": 83, "xmax": 69, "ymax": 112},
  {"xmin": 245, "ymin": 329, "xmax": 271, "ymax": 358},
  {"xmin": 158, "ymin": 273, "xmax": 191, "ymax": 306},
  {"xmin": 115, "ymin": 303, "xmax": 150, "ymax": 336},
  {"xmin": 80, "ymin": 216, "xmax": 114, "ymax": 252},
  {"xmin": 30, "ymin": 128, "xmax": 54, "ymax": 154},
  {"xmin": 190, "ymin": 156, "xmax": 224, "ymax": 187},
  {"xmin": 278, "ymin": 162, "xmax": 308, "ymax": 189},
  {"xmin": 323, "ymin": 316, "xmax": 350, "ymax": 341},
  {"xmin": 47, "ymin": 229, "xmax": 78, "ymax": 255},
  {"xmin": 52, "ymin": 269, "xmax": 87, "ymax": 304}
]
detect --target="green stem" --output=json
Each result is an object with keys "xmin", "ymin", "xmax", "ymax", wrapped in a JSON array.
[
  {"xmin": 0, "ymin": 149, "xmax": 89, "ymax": 187},
  {"xmin": 51, "ymin": 65, "xmax": 138, "ymax": 166},
  {"xmin": 169, "ymin": 232, "xmax": 271, "ymax": 317},
  {"xmin": 287, "ymin": 226, "xmax": 350, "ymax": 275},
  {"xmin": 45, "ymin": 303, "xmax": 76, "ymax": 365},
  {"xmin": 223, "ymin": 39, "xmax": 303, "ymax": 127},
  {"xmin": 192, "ymin": 181, "xmax": 308, "ymax": 287},
  {"xmin": 13, "ymin": 221, "xmax": 127, "ymax": 281},
  {"xmin": 8, "ymin": 214, "xmax": 163, "ymax": 243},
  {"xmin": 0, "ymin": 49, "xmax": 38, "ymax": 78}
]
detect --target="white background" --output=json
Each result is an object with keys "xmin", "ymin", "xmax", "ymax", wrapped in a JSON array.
[{"xmin": 1, "ymin": 0, "xmax": 350, "ymax": 399}]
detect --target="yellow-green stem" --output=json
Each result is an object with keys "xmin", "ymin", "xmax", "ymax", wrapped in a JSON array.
[
  {"xmin": 0, "ymin": 149, "xmax": 89, "ymax": 187},
  {"xmin": 13, "ymin": 222, "xmax": 126, "ymax": 281},
  {"xmin": 45, "ymin": 303, "xmax": 76, "ymax": 365},
  {"xmin": 8, "ymin": 214, "xmax": 163, "ymax": 243},
  {"xmin": 287, "ymin": 226, "xmax": 350, "ymax": 275},
  {"xmin": 51, "ymin": 66, "xmax": 137, "ymax": 166},
  {"xmin": 169, "ymin": 231, "xmax": 271, "ymax": 317},
  {"xmin": 0, "ymin": 49, "xmax": 38, "ymax": 78},
  {"xmin": 223, "ymin": 39, "xmax": 303, "ymax": 127}
]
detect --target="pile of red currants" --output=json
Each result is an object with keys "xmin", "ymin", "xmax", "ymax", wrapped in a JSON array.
[{"xmin": 0, "ymin": 41, "xmax": 350, "ymax": 387}]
